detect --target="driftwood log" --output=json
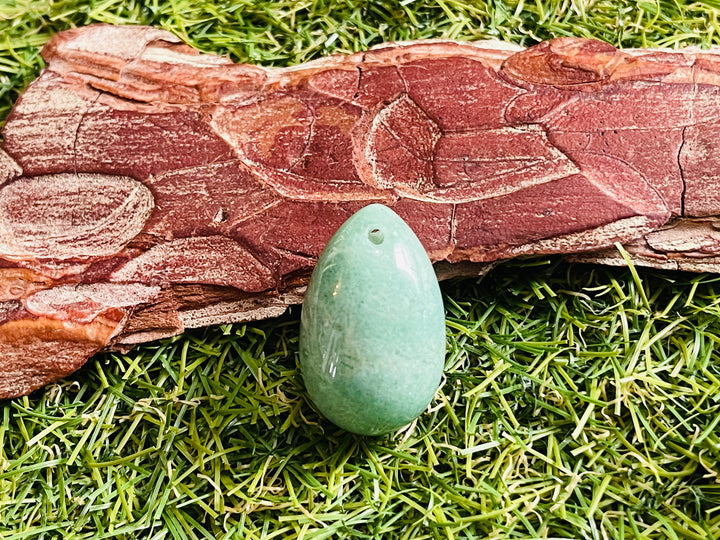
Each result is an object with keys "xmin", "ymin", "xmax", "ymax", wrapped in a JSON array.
[{"xmin": 2, "ymin": 25, "xmax": 720, "ymax": 398}]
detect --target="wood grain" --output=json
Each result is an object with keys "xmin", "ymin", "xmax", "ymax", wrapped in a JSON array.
[{"xmin": 2, "ymin": 24, "xmax": 720, "ymax": 397}]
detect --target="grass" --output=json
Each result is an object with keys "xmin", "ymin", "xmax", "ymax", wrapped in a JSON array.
[{"xmin": 2, "ymin": 1, "xmax": 720, "ymax": 538}]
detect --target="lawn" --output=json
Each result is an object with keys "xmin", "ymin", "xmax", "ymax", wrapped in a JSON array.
[{"xmin": 2, "ymin": 1, "xmax": 720, "ymax": 538}]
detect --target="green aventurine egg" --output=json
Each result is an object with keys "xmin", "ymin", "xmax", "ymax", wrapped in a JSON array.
[{"xmin": 299, "ymin": 204, "xmax": 446, "ymax": 436}]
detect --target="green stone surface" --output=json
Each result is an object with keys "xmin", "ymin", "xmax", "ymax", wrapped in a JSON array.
[{"xmin": 299, "ymin": 204, "xmax": 446, "ymax": 436}]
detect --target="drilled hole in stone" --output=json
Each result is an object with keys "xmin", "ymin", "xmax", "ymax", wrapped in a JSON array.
[{"xmin": 368, "ymin": 227, "xmax": 384, "ymax": 245}]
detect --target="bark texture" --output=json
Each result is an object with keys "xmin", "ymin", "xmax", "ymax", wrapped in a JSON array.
[{"xmin": 2, "ymin": 25, "xmax": 720, "ymax": 397}]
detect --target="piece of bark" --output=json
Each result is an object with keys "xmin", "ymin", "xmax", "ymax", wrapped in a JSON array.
[{"xmin": 2, "ymin": 25, "xmax": 720, "ymax": 398}]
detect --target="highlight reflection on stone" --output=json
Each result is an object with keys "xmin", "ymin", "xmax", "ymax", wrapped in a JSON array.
[{"xmin": 299, "ymin": 204, "xmax": 446, "ymax": 435}]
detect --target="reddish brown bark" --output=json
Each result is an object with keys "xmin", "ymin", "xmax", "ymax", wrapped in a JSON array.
[{"xmin": 2, "ymin": 25, "xmax": 720, "ymax": 398}]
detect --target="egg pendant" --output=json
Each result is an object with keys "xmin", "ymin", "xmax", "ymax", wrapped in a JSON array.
[{"xmin": 299, "ymin": 204, "xmax": 446, "ymax": 436}]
